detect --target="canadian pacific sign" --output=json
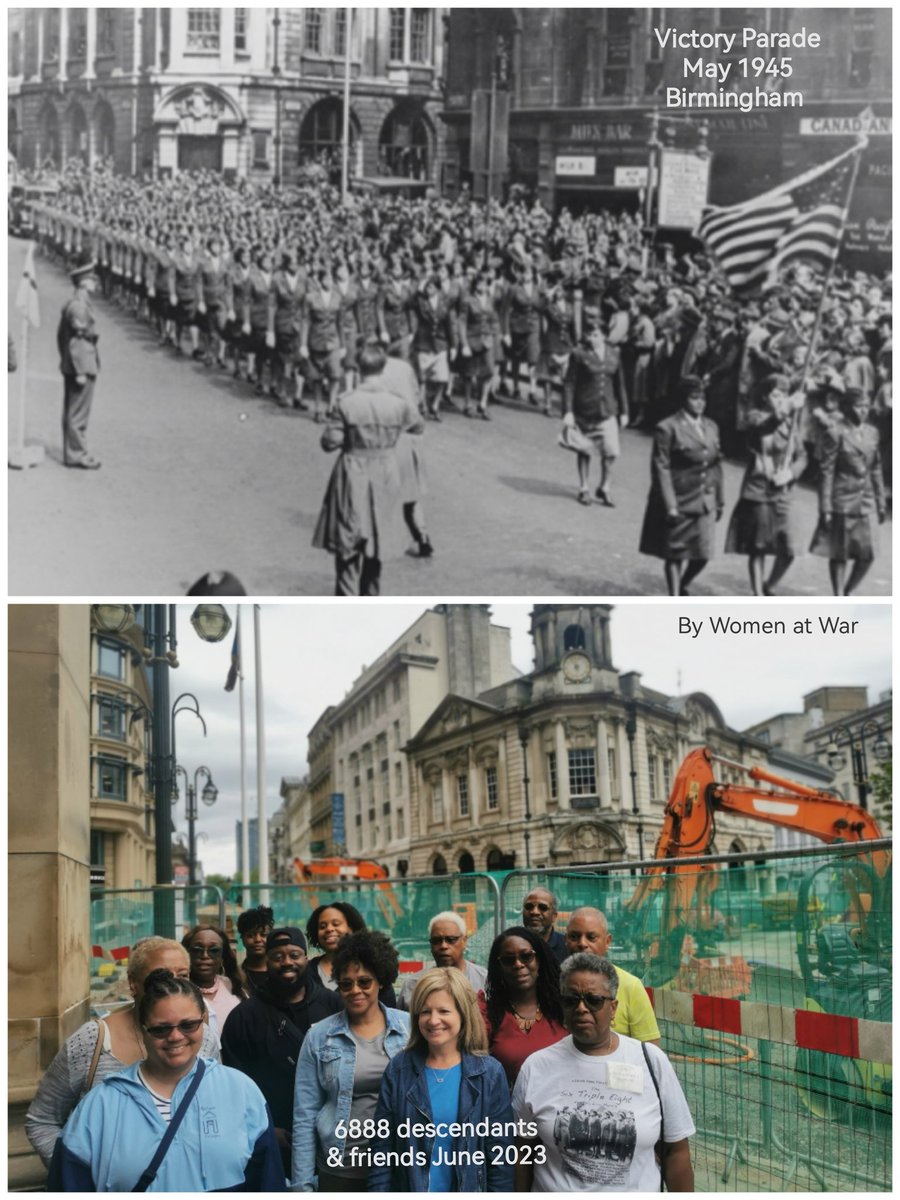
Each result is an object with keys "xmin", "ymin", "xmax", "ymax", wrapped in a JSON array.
[{"xmin": 799, "ymin": 108, "xmax": 890, "ymax": 136}]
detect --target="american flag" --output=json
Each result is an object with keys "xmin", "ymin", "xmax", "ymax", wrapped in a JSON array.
[{"xmin": 695, "ymin": 144, "xmax": 862, "ymax": 294}]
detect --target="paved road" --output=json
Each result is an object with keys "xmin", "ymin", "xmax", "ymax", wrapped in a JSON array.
[{"xmin": 9, "ymin": 237, "xmax": 892, "ymax": 597}]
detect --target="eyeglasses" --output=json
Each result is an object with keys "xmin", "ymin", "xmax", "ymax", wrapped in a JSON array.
[
  {"xmin": 498, "ymin": 950, "xmax": 537, "ymax": 967},
  {"xmin": 523, "ymin": 901, "xmax": 551, "ymax": 913},
  {"xmin": 560, "ymin": 992, "xmax": 614, "ymax": 1012},
  {"xmin": 189, "ymin": 944, "xmax": 223, "ymax": 958},
  {"xmin": 337, "ymin": 976, "xmax": 376, "ymax": 993},
  {"xmin": 430, "ymin": 934, "xmax": 462, "ymax": 946},
  {"xmin": 143, "ymin": 1018, "xmax": 205, "ymax": 1039}
]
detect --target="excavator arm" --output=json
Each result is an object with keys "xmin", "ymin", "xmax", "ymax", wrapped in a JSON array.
[{"xmin": 623, "ymin": 748, "xmax": 885, "ymax": 985}]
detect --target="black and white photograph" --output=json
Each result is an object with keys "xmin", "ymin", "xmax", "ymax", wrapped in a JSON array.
[{"xmin": 6, "ymin": 6, "xmax": 893, "ymax": 596}]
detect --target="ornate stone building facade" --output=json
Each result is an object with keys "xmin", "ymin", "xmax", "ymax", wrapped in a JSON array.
[
  {"xmin": 405, "ymin": 605, "xmax": 777, "ymax": 876},
  {"xmin": 9, "ymin": 7, "xmax": 446, "ymax": 183}
]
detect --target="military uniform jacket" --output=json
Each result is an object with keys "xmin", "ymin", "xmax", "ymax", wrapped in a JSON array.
[
  {"xmin": 818, "ymin": 421, "xmax": 886, "ymax": 517},
  {"xmin": 410, "ymin": 291, "xmax": 456, "ymax": 355},
  {"xmin": 566, "ymin": 343, "xmax": 625, "ymax": 425},
  {"xmin": 57, "ymin": 295, "xmax": 100, "ymax": 377},
  {"xmin": 651, "ymin": 411, "xmax": 723, "ymax": 515}
]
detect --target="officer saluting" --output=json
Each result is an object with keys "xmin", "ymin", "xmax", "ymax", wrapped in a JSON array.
[{"xmin": 57, "ymin": 250, "xmax": 101, "ymax": 469}]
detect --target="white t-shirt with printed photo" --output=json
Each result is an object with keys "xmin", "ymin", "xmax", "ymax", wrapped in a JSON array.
[{"xmin": 512, "ymin": 1034, "xmax": 695, "ymax": 1192}]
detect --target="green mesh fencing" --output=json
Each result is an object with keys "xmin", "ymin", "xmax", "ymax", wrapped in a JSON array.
[
  {"xmin": 501, "ymin": 843, "xmax": 891, "ymax": 1192},
  {"xmin": 224, "ymin": 873, "xmax": 501, "ymax": 968}
]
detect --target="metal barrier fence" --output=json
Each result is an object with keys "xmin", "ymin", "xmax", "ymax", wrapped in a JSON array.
[{"xmin": 89, "ymin": 885, "xmax": 226, "ymax": 982}]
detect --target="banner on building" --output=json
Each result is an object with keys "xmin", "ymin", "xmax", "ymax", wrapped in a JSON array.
[
  {"xmin": 658, "ymin": 148, "xmax": 711, "ymax": 230},
  {"xmin": 331, "ymin": 793, "xmax": 346, "ymax": 849}
]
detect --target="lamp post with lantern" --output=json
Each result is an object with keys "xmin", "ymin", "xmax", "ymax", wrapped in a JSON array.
[
  {"xmin": 173, "ymin": 764, "xmax": 219, "ymax": 887},
  {"xmin": 826, "ymin": 721, "xmax": 891, "ymax": 812}
]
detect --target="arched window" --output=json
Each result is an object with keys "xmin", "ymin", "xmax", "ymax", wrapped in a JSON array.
[
  {"xmin": 378, "ymin": 104, "xmax": 430, "ymax": 179},
  {"xmin": 564, "ymin": 624, "xmax": 586, "ymax": 651},
  {"xmin": 458, "ymin": 851, "xmax": 475, "ymax": 897},
  {"xmin": 93, "ymin": 100, "xmax": 115, "ymax": 162},
  {"xmin": 68, "ymin": 105, "xmax": 89, "ymax": 162},
  {"xmin": 298, "ymin": 97, "xmax": 360, "ymax": 185},
  {"xmin": 432, "ymin": 854, "xmax": 448, "ymax": 876},
  {"xmin": 486, "ymin": 848, "xmax": 504, "ymax": 871},
  {"xmin": 40, "ymin": 105, "xmax": 61, "ymax": 167}
]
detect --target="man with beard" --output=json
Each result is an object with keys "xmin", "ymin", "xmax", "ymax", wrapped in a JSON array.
[
  {"xmin": 521, "ymin": 888, "xmax": 567, "ymax": 963},
  {"xmin": 220, "ymin": 927, "xmax": 341, "ymax": 1174}
]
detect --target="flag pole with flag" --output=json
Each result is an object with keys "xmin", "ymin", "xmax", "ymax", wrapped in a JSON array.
[
  {"xmin": 10, "ymin": 241, "xmax": 45, "ymax": 470},
  {"xmin": 694, "ymin": 139, "xmax": 866, "ymax": 297}
]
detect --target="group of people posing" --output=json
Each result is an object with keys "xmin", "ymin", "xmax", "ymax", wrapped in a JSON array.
[
  {"xmin": 28, "ymin": 160, "xmax": 891, "ymax": 596},
  {"xmin": 27, "ymin": 889, "xmax": 695, "ymax": 1192}
]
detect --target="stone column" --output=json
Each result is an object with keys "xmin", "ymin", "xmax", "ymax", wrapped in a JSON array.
[
  {"xmin": 497, "ymin": 732, "xmax": 508, "ymax": 811},
  {"xmin": 220, "ymin": 7, "xmax": 235, "ymax": 70},
  {"xmin": 58, "ymin": 8, "xmax": 69, "ymax": 82},
  {"xmin": 554, "ymin": 719, "xmax": 569, "ymax": 805},
  {"xmin": 467, "ymin": 750, "xmax": 480, "ymax": 828},
  {"xmin": 8, "ymin": 606, "xmax": 91, "ymax": 1189},
  {"xmin": 616, "ymin": 722, "xmax": 630, "ymax": 807},
  {"xmin": 596, "ymin": 717, "xmax": 613, "ymax": 808},
  {"xmin": 154, "ymin": 8, "xmax": 164, "ymax": 71},
  {"xmin": 84, "ymin": 8, "xmax": 96, "ymax": 81}
]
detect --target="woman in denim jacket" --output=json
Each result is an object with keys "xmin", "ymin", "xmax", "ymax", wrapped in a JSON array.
[
  {"xmin": 291, "ymin": 931, "xmax": 408, "ymax": 1191},
  {"xmin": 369, "ymin": 967, "xmax": 515, "ymax": 1192}
]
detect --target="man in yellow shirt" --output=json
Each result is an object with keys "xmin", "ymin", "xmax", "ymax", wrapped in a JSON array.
[{"xmin": 564, "ymin": 906, "xmax": 660, "ymax": 1043}]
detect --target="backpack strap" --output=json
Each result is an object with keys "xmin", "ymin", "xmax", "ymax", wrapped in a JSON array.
[
  {"xmin": 641, "ymin": 1040, "xmax": 666, "ymax": 1192},
  {"xmin": 82, "ymin": 1020, "xmax": 105, "ymax": 1097},
  {"xmin": 132, "ymin": 1059, "xmax": 206, "ymax": 1192}
]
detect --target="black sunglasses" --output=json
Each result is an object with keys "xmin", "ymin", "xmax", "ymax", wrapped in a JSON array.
[
  {"xmin": 337, "ymin": 976, "xmax": 376, "ymax": 993},
  {"xmin": 499, "ymin": 950, "xmax": 537, "ymax": 966},
  {"xmin": 560, "ymin": 991, "xmax": 614, "ymax": 1012},
  {"xmin": 143, "ymin": 1018, "xmax": 204, "ymax": 1040},
  {"xmin": 430, "ymin": 934, "xmax": 462, "ymax": 946},
  {"xmin": 523, "ymin": 901, "xmax": 552, "ymax": 913},
  {"xmin": 189, "ymin": 944, "xmax": 223, "ymax": 957}
]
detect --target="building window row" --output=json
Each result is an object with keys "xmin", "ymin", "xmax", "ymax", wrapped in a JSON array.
[
  {"xmin": 97, "ymin": 638, "xmax": 126, "ymax": 680},
  {"xmin": 457, "ymin": 773, "xmax": 469, "ymax": 818}
]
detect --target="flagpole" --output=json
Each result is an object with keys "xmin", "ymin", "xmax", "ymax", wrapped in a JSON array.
[
  {"xmin": 238, "ymin": 607, "xmax": 250, "ymax": 909},
  {"xmin": 341, "ymin": 6, "xmax": 352, "ymax": 205},
  {"xmin": 254, "ymin": 604, "xmax": 269, "ymax": 901},
  {"xmin": 799, "ymin": 137, "xmax": 868, "ymax": 391}
]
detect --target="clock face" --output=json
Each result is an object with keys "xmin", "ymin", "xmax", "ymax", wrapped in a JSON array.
[{"xmin": 563, "ymin": 651, "xmax": 591, "ymax": 683}]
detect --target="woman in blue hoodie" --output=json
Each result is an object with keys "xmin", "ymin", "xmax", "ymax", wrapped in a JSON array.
[
  {"xmin": 369, "ymin": 966, "xmax": 515, "ymax": 1192},
  {"xmin": 48, "ymin": 970, "xmax": 285, "ymax": 1192}
]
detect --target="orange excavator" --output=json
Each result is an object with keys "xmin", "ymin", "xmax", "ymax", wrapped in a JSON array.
[
  {"xmin": 291, "ymin": 857, "xmax": 403, "ymax": 928},
  {"xmin": 624, "ymin": 747, "xmax": 886, "ymax": 989}
]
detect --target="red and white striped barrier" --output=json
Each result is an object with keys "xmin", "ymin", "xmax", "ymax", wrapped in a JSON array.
[{"xmin": 647, "ymin": 987, "xmax": 892, "ymax": 1064}]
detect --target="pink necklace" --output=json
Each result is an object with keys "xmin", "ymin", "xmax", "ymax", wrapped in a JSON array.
[{"xmin": 198, "ymin": 977, "xmax": 220, "ymax": 998}]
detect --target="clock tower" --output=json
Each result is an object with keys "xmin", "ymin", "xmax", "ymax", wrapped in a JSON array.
[{"xmin": 529, "ymin": 605, "xmax": 617, "ymax": 696}]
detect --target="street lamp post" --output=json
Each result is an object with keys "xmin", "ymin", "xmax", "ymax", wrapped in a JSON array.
[
  {"xmin": 826, "ymin": 721, "xmax": 891, "ymax": 811},
  {"xmin": 92, "ymin": 604, "xmax": 230, "ymax": 937},
  {"xmin": 272, "ymin": 12, "xmax": 282, "ymax": 188},
  {"xmin": 518, "ymin": 724, "xmax": 532, "ymax": 869},
  {"xmin": 174, "ymin": 765, "xmax": 218, "ymax": 887}
]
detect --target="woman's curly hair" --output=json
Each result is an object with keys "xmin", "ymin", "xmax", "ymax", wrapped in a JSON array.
[
  {"xmin": 484, "ymin": 925, "xmax": 563, "ymax": 1034},
  {"xmin": 331, "ymin": 929, "xmax": 399, "ymax": 989}
]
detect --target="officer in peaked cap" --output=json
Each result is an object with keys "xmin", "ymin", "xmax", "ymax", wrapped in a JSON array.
[{"xmin": 57, "ymin": 250, "xmax": 102, "ymax": 469}]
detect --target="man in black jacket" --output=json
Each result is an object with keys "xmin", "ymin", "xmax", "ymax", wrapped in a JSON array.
[{"xmin": 220, "ymin": 926, "xmax": 341, "ymax": 1173}]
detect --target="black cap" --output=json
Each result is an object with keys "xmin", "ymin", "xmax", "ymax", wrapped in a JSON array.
[{"xmin": 266, "ymin": 926, "xmax": 307, "ymax": 953}]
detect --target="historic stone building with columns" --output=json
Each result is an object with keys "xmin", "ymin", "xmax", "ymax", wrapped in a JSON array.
[
  {"xmin": 9, "ymin": 7, "xmax": 446, "ymax": 184},
  {"xmin": 404, "ymin": 605, "xmax": 778, "ymax": 877}
]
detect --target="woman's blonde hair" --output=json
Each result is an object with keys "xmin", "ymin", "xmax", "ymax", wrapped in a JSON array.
[
  {"xmin": 407, "ymin": 966, "xmax": 487, "ymax": 1056},
  {"xmin": 127, "ymin": 937, "xmax": 189, "ymax": 986}
]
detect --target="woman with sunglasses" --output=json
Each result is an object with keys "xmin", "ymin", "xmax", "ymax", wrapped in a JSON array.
[
  {"xmin": 306, "ymin": 902, "xmax": 397, "ymax": 1007},
  {"xmin": 48, "ymin": 970, "xmax": 284, "ymax": 1191},
  {"xmin": 292, "ymin": 930, "xmax": 408, "ymax": 1192},
  {"xmin": 479, "ymin": 927, "xmax": 566, "ymax": 1087},
  {"xmin": 26, "ymin": 937, "xmax": 220, "ymax": 1169},
  {"xmin": 181, "ymin": 925, "xmax": 246, "ymax": 1039},
  {"xmin": 512, "ymin": 953, "xmax": 695, "ymax": 1192}
]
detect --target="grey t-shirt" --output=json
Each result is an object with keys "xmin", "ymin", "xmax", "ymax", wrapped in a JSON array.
[{"xmin": 316, "ymin": 1028, "xmax": 388, "ymax": 1179}]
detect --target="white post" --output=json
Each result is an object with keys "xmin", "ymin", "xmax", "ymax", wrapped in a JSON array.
[
  {"xmin": 341, "ymin": 6, "xmax": 352, "ymax": 204},
  {"xmin": 58, "ymin": 8, "xmax": 68, "ymax": 82},
  {"xmin": 155, "ymin": 9, "xmax": 163, "ymax": 72},
  {"xmin": 254, "ymin": 605, "xmax": 269, "ymax": 888},
  {"xmin": 14, "ymin": 317, "xmax": 28, "ymax": 455},
  {"xmin": 84, "ymin": 8, "xmax": 96, "ymax": 81},
  {"xmin": 238, "ymin": 608, "xmax": 250, "ymax": 905},
  {"xmin": 35, "ymin": 11, "xmax": 45, "ymax": 81}
]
